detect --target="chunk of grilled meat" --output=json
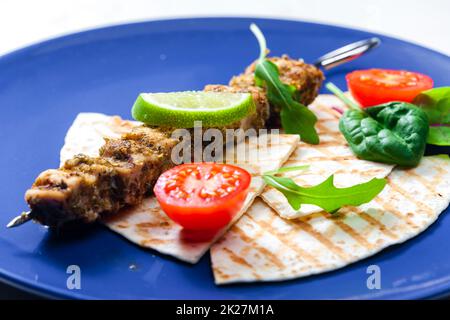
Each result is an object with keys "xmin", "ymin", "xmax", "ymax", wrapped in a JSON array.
[
  {"xmin": 204, "ymin": 84, "xmax": 270, "ymax": 131},
  {"xmin": 230, "ymin": 55, "xmax": 324, "ymax": 127},
  {"xmin": 25, "ymin": 127, "xmax": 178, "ymax": 227}
]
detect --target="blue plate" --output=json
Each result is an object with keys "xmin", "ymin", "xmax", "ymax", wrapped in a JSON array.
[{"xmin": 0, "ymin": 17, "xmax": 449, "ymax": 300}]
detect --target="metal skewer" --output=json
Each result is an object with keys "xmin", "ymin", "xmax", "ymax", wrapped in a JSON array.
[
  {"xmin": 7, "ymin": 211, "xmax": 33, "ymax": 228},
  {"xmin": 6, "ymin": 38, "xmax": 381, "ymax": 229},
  {"xmin": 314, "ymin": 37, "xmax": 381, "ymax": 70}
]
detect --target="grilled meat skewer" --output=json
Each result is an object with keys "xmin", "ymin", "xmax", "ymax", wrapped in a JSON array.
[
  {"xmin": 12, "ymin": 56, "xmax": 324, "ymax": 228},
  {"xmin": 20, "ymin": 85, "xmax": 272, "ymax": 228},
  {"xmin": 25, "ymin": 127, "xmax": 178, "ymax": 227}
]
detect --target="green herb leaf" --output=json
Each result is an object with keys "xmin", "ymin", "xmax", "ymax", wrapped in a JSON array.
[
  {"xmin": 413, "ymin": 87, "xmax": 450, "ymax": 146},
  {"xmin": 264, "ymin": 164, "xmax": 310, "ymax": 176},
  {"xmin": 427, "ymin": 127, "xmax": 450, "ymax": 146},
  {"xmin": 263, "ymin": 174, "xmax": 386, "ymax": 213},
  {"xmin": 250, "ymin": 23, "xmax": 319, "ymax": 144},
  {"xmin": 325, "ymin": 82, "xmax": 360, "ymax": 111},
  {"xmin": 326, "ymin": 82, "xmax": 429, "ymax": 167},
  {"xmin": 339, "ymin": 103, "xmax": 429, "ymax": 167}
]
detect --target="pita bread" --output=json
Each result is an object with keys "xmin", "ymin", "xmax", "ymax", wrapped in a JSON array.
[
  {"xmin": 60, "ymin": 113, "xmax": 299, "ymax": 263},
  {"xmin": 261, "ymin": 95, "xmax": 395, "ymax": 219},
  {"xmin": 211, "ymin": 155, "xmax": 450, "ymax": 284}
]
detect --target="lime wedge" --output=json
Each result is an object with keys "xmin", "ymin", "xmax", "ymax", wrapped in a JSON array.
[{"xmin": 131, "ymin": 91, "xmax": 255, "ymax": 128}]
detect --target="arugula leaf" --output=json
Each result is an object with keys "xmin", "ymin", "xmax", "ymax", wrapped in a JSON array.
[
  {"xmin": 263, "ymin": 174, "xmax": 387, "ymax": 213},
  {"xmin": 250, "ymin": 24, "xmax": 319, "ymax": 144},
  {"xmin": 413, "ymin": 87, "xmax": 450, "ymax": 146},
  {"xmin": 264, "ymin": 164, "xmax": 310, "ymax": 176}
]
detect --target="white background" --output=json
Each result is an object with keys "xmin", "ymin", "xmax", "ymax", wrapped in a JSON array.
[{"xmin": 0, "ymin": 0, "xmax": 449, "ymax": 56}]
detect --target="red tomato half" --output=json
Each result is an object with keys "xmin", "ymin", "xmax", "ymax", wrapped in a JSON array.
[
  {"xmin": 154, "ymin": 163, "xmax": 251, "ymax": 231},
  {"xmin": 346, "ymin": 69, "xmax": 433, "ymax": 107}
]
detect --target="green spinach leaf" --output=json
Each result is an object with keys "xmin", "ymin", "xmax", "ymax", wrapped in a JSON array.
[
  {"xmin": 250, "ymin": 24, "xmax": 319, "ymax": 144},
  {"xmin": 263, "ymin": 174, "xmax": 386, "ymax": 213},
  {"xmin": 413, "ymin": 87, "xmax": 450, "ymax": 146},
  {"xmin": 326, "ymin": 82, "xmax": 429, "ymax": 167},
  {"xmin": 339, "ymin": 102, "xmax": 429, "ymax": 167}
]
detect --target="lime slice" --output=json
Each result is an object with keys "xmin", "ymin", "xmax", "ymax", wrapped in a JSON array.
[{"xmin": 131, "ymin": 91, "xmax": 255, "ymax": 128}]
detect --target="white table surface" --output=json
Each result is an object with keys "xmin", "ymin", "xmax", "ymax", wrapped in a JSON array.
[{"xmin": 0, "ymin": 0, "xmax": 448, "ymax": 300}]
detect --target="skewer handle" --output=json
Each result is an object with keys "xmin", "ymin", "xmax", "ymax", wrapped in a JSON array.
[{"xmin": 314, "ymin": 37, "xmax": 381, "ymax": 70}]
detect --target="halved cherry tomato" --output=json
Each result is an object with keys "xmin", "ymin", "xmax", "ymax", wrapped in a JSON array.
[
  {"xmin": 346, "ymin": 69, "xmax": 434, "ymax": 107},
  {"xmin": 154, "ymin": 163, "xmax": 251, "ymax": 231}
]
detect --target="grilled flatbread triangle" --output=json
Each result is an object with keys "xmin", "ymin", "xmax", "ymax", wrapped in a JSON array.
[
  {"xmin": 261, "ymin": 94, "xmax": 395, "ymax": 219},
  {"xmin": 211, "ymin": 155, "xmax": 450, "ymax": 284},
  {"xmin": 60, "ymin": 113, "xmax": 299, "ymax": 263}
]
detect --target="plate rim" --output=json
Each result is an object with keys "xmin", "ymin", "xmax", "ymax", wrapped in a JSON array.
[
  {"xmin": 1, "ymin": 16, "xmax": 449, "ymax": 300},
  {"xmin": 1, "ymin": 16, "xmax": 449, "ymax": 63}
]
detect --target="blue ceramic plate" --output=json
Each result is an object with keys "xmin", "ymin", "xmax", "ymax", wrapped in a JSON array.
[{"xmin": 0, "ymin": 18, "xmax": 449, "ymax": 300}]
